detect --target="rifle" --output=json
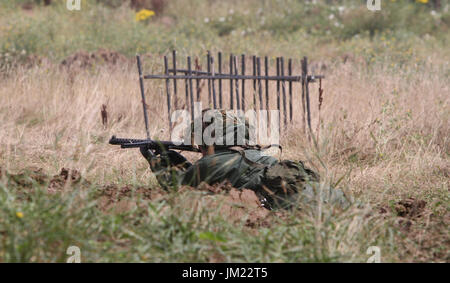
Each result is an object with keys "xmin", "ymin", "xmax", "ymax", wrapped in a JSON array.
[
  {"xmin": 109, "ymin": 136, "xmax": 201, "ymax": 152},
  {"xmin": 109, "ymin": 56, "xmax": 200, "ymax": 154}
]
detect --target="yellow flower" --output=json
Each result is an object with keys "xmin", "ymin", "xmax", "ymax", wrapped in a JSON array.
[
  {"xmin": 135, "ymin": 9, "xmax": 155, "ymax": 22},
  {"xmin": 416, "ymin": 0, "xmax": 428, "ymax": 3},
  {"xmin": 16, "ymin": 212, "xmax": 24, "ymax": 218}
]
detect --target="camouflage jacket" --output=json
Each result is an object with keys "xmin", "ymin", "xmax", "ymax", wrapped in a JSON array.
[{"xmin": 146, "ymin": 148, "xmax": 350, "ymax": 210}]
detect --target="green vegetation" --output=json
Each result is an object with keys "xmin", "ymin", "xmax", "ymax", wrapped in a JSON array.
[
  {"xmin": 0, "ymin": 168, "xmax": 397, "ymax": 262},
  {"xmin": 0, "ymin": 0, "xmax": 448, "ymax": 262},
  {"xmin": 0, "ymin": 0, "xmax": 449, "ymax": 66}
]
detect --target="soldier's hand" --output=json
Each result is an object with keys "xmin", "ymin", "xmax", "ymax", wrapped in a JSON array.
[{"xmin": 139, "ymin": 145, "xmax": 157, "ymax": 162}]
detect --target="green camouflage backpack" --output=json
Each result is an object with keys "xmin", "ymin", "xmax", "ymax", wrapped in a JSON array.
[{"xmin": 260, "ymin": 160, "xmax": 350, "ymax": 210}]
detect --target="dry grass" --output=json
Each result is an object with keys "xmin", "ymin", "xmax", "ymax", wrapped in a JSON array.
[
  {"xmin": 0, "ymin": 0, "xmax": 449, "ymax": 263},
  {"xmin": 0, "ymin": 54, "xmax": 448, "ymax": 262},
  {"xmin": 1, "ymin": 57, "xmax": 447, "ymax": 185}
]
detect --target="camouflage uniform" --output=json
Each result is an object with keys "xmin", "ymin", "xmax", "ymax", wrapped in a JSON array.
[{"xmin": 141, "ymin": 110, "xmax": 350, "ymax": 210}]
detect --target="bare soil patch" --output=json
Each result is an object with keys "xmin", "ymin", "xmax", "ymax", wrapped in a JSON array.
[
  {"xmin": 379, "ymin": 197, "xmax": 449, "ymax": 261},
  {"xmin": 1, "ymin": 167, "xmax": 271, "ymax": 227},
  {"xmin": 179, "ymin": 182, "xmax": 272, "ymax": 228}
]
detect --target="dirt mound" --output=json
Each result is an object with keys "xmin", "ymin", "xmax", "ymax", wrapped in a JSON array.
[
  {"xmin": 47, "ymin": 168, "xmax": 88, "ymax": 194},
  {"xmin": 5, "ymin": 167, "xmax": 49, "ymax": 188},
  {"xmin": 61, "ymin": 49, "xmax": 128, "ymax": 70},
  {"xmin": 379, "ymin": 198, "xmax": 449, "ymax": 261},
  {"xmin": 379, "ymin": 197, "xmax": 428, "ymax": 232},
  {"xmin": 94, "ymin": 181, "xmax": 272, "ymax": 227},
  {"xmin": 180, "ymin": 182, "xmax": 271, "ymax": 228},
  {"xmin": 93, "ymin": 180, "xmax": 271, "ymax": 226},
  {"xmin": 393, "ymin": 198, "xmax": 427, "ymax": 219},
  {"xmin": 2, "ymin": 167, "xmax": 89, "ymax": 195},
  {"xmin": 96, "ymin": 184, "xmax": 167, "ymax": 212},
  {"xmin": 97, "ymin": 184, "xmax": 166, "ymax": 202},
  {"xmin": 379, "ymin": 197, "xmax": 427, "ymax": 219},
  {"xmin": 2, "ymin": 166, "xmax": 272, "ymax": 226}
]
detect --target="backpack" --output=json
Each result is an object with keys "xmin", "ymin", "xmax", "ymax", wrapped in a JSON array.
[
  {"xmin": 260, "ymin": 160, "xmax": 319, "ymax": 209},
  {"xmin": 260, "ymin": 160, "xmax": 350, "ymax": 210}
]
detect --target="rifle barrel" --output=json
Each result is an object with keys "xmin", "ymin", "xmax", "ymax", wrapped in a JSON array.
[{"xmin": 109, "ymin": 136, "xmax": 201, "ymax": 152}]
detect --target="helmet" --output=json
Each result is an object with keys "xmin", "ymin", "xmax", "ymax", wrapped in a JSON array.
[{"xmin": 188, "ymin": 109, "xmax": 253, "ymax": 148}]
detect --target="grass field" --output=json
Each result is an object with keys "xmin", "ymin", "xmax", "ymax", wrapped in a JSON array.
[{"xmin": 0, "ymin": 0, "xmax": 448, "ymax": 262}]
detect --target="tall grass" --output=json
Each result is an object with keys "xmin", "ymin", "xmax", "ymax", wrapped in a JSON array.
[
  {"xmin": 0, "ymin": 0, "xmax": 448, "ymax": 262},
  {"xmin": 0, "ymin": 55, "xmax": 447, "ymax": 262}
]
